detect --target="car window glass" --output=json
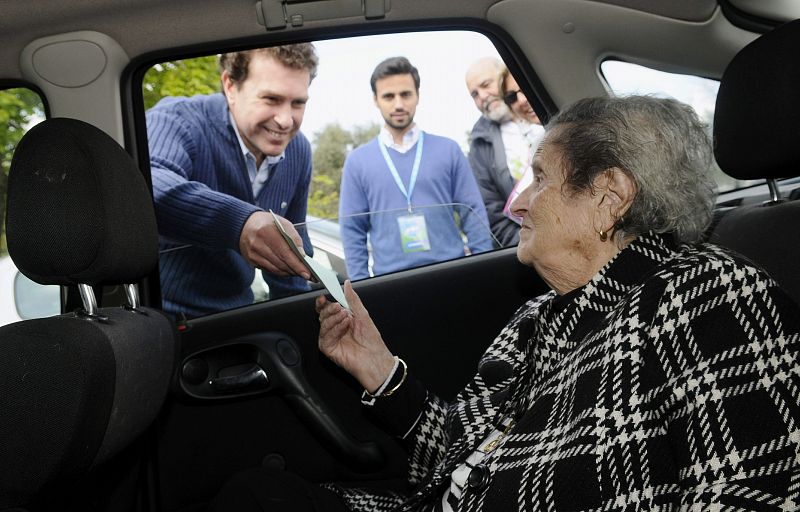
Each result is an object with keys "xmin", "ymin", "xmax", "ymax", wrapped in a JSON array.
[
  {"xmin": 0, "ymin": 87, "xmax": 57, "ymax": 327},
  {"xmin": 601, "ymin": 60, "xmax": 760, "ymax": 192},
  {"xmin": 143, "ymin": 31, "xmax": 520, "ymax": 319},
  {"xmin": 14, "ymin": 271, "xmax": 61, "ymax": 320},
  {"xmin": 302, "ymin": 202, "xmax": 493, "ymax": 278}
]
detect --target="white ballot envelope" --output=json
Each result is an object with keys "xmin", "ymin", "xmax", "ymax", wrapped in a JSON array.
[{"xmin": 269, "ymin": 210, "xmax": 350, "ymax": 311}]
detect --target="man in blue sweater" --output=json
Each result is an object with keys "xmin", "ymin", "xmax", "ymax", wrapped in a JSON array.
[
  {"xmin": 339, "ymin": 57, "xmax": 493, "ymax": 280},
  {"xmin": 147, "ymin": 44, "xmax": 317, "ymax": 318}
]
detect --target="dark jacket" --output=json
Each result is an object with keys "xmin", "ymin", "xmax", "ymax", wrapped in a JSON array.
[
  {"xmin": 331, "ymin": 233, "xmax": 800, "ymax": 511},
  {"xmin": 467, "ymin": 116, "xmax": 519, "ymax": 247}
]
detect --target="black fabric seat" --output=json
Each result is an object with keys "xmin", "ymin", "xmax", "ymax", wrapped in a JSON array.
[
  {"xmin": 0, "ymin": 118, "xmax": 178, "ymax": 510},
  {"xmin": 711, "ymin": 18, "xmax": 800, "ymax": 306}
]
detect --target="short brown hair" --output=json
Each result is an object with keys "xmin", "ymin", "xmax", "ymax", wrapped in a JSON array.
[
  {"xmin": 369, "ymin": 56, "xmax": 420, "ymax": 94},
  {"xmin": 219, "ymin": 43, "xmax": 318, "ymax": 87}
]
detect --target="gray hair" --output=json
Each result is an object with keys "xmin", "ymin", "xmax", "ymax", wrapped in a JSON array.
[{"xmin": 547, "ymin": 95, "xmax": 716, "ymax": 244}]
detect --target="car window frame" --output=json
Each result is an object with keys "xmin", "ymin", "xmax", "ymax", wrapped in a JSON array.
[{"xmin": 124, "ymin": 24, "xmax": 554, "ymax": 319}]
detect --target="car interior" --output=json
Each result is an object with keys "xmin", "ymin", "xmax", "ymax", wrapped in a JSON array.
[{"xmin": 1, "ymin": 0, "xmax": 799, "ymax": 511}]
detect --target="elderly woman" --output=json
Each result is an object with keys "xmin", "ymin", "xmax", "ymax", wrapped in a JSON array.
[{"xmin": 312, "ymin": 95, "xmax": 800, "ymax": 512}]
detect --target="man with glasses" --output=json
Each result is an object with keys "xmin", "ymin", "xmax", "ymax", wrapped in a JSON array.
[{"xmin": 465, "ymin": 57, "xmax": 533, "ymax": 247}]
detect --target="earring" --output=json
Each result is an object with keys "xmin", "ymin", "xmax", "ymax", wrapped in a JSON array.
[{"xmin": 598, "ymin": 229, "xmax": 608, "ymax": 242}]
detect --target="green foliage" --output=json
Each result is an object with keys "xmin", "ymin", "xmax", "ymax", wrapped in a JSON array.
[
  {"xmin": 0, "ymin": 88, "xmax": 45, "ymax": 256},
  {"xmin": 308, "ymin": 122, "xmax": 380, "ymax": 219},
  {"xmin": 142, "ymin": 56, "xmax": 220, "ymax": 110}
]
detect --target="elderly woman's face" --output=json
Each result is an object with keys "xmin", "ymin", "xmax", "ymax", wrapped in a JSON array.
[{"xmin": 510, "ymin": 137, "xmax": 599, "ymax": 289}]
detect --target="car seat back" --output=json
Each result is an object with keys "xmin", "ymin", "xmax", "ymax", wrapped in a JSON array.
[
  {"xmin": 711, "ymin": 18, "xmax": 800, "ymax": 306},
  {"xmin": 0, "ymin": 118, "xmax": 177, "ymax": 510}
]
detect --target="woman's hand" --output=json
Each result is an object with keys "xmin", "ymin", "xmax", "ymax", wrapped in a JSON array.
[{"xmin": 316, "ymin": 281, "xmax": 396, "ymax": 392}]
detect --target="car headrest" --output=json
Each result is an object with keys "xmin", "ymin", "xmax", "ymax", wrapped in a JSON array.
[
  {"xmin": 6, "ymin": 118, "xmax": 158, "ymax": 286},
  {"xmin": 714, "ymin": 18, "xmax": 800, "ymax": 180}
]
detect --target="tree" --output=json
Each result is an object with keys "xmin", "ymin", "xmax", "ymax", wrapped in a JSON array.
[
  {"xmin": 0, "ymin": 88, "xmax": 45, "ymax": 256},
  {"xmin": 142, "ymin": 56, "xmax": 220, "ymax": 110},
  {"xmin": 309, "ymin": 122, "xmax": 379, "ymax": 219}
]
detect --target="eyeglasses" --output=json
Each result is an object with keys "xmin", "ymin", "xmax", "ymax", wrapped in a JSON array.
[{"xmin": 503, "ymin": 90, "xmax": 521, "ymax": 106}]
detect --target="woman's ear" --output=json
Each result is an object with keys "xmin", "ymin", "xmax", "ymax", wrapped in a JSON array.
[{"xmin": 595, "ymin": 168, "xmax": 636, "ymax": 221}]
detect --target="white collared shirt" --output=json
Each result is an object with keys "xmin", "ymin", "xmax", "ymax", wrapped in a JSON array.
[
  {"xmin": 378, "ymin": 123, "xmax": 420, "ymax": 154},
  {"xmin": 230, "ymin": 112, "xmax": 284, "ymax": 198},
  {"xmin": 500, "ymin": 120, "xmax": 532, "ymax": 182}
]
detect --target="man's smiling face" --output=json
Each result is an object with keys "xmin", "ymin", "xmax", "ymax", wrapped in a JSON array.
[{"xmin": 223, "ymin": 53, "xmax": 310, "ymax": 162}]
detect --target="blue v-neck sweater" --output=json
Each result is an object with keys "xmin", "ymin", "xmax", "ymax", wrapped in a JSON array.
[
  {"xmin": 339, "ymin": 134, "xmax": 493, "ymax": 280},
  {"xmin": 147, "ymin": 93, "xmax": 312, "ymax": 317}
]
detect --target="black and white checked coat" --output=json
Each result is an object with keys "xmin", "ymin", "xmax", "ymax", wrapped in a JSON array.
[{"xmin": 332, "ymin": 233, "xmax": 800, "ymax": 511}]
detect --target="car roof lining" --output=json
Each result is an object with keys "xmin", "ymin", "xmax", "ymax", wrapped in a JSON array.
[
  {"xmin": 586, "ymin": 0, "xmax": 718, "ymax": 22},
  {"xmin": 0, "ymin": 0, "xmax": 755, "ymax": 80},
  {"xmin": 727, "ymin": 0, "xmax": 800, "ymax": 23},
  {"xmin": 488, "ymin": 0, "xmax": 758, "ymax": 106}
]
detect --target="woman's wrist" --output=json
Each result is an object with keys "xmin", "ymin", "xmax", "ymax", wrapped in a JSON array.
[
  {"xmin": 361, "ymin": 356, "xmax": 409, "ymax": 406},
  {"xmin": 359, "ymin": 352, "xmax": 397, "ymax": 393}
]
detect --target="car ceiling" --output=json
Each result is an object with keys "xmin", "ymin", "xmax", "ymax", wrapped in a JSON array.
[
  {"xmin": 1, "ymin": 0, "xmax": 495, "ymax": 79},
  {"xmin": 0, "ymin": 0, "xmax": 769, "ymax": 77},
  {"xmin": 0, "ymin": 0, "xmax": 777, "ymax": 144}
]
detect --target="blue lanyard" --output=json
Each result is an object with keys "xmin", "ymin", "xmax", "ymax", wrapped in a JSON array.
[{"xmin": 378, "ymin": 131, "xmax": 424, "ymax": 211}]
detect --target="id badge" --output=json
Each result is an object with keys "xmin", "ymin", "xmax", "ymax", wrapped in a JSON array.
[{"xmin": 397, "ymin": 214, "xmax": 431, "ymax": 253}]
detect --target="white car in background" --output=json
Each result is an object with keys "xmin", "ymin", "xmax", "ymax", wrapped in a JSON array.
[
  {"xmin": 251, "ymin": 215, "xmax": 367, "ymax": 301},
  {"xmin": 305, "ymin": 215, "xmax": 349, "ymax": 279},
  {"xmin": 0, "ymin": 255, "xmax": 60, "ymax": 326}
]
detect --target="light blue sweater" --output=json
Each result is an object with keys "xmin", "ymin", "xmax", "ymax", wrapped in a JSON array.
[{"xmin": 339, "ymin": 133, "xmax": 493, "ymax": 280}]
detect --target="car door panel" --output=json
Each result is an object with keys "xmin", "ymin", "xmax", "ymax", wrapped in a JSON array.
[{"xmin": 155, "ymin": 248, "xmax": 546, "ymax": 510}]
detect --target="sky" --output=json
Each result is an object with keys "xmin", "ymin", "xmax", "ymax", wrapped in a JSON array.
[
  {"xmin": 601, "ymin": 60, "xmax": 719, "ymax": 124},
  {"xmin": 302, "ymin": 31, "xmax": 501, "ymax": 150}
]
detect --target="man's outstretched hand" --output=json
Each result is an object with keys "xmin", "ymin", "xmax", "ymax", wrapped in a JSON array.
[{"xmin": 239, "ymin": 211, "xmax": 311, "ymax": 280}]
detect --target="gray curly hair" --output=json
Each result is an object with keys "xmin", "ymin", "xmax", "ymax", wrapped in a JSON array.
[{"xmin": 547, "ymin": 95, "xmax": 716, "ymax": 244}]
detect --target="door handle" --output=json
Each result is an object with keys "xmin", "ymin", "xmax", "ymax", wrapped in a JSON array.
[
  {"xmin": 179, "ymin": 333, "xmax": 384, "ymax": 471},
  {"xmin": 208, "ymin": 364, "xmax": 269, "ymax": 392}
]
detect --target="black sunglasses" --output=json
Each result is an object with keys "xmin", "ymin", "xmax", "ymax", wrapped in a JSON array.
[{"xmin": 503, "ymin": 90, "xmax": 521, "ymax": 106}]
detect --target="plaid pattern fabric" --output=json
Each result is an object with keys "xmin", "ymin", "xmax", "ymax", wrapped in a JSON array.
[
  {"xmin": 336, "ymin": 233, "xmax": 800, "ymax": 511},
  {"xmin": 321, "ymin": 483, "xmax": 407, "ymax": 511}
]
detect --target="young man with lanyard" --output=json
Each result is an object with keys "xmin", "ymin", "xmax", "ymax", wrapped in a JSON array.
[{"xmin": 339, "ymin": 56, "xmax": 493, "ymax": 280}]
